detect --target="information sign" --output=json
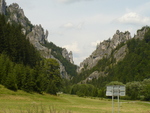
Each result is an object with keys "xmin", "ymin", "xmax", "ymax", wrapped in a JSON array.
[
  {"xmin": 106, "ymin": 85, "xmax": 125, "ymax": 96},
  {"xmin": 106, "ymin": 85, "xmax": 126, "ymax": 113}
]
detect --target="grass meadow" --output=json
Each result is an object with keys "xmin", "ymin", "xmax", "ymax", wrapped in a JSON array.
[{"xmin": 0, "ymin": 85, "xmax": 150, "ymax": 113}]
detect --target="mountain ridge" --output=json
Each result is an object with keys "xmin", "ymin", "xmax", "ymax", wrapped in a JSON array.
[
  {"xmin": 73, "ymin": 26, "xmax": 150, "ymax": 85},
  {"xmin": 0, "ymin": 0, "xmax": 76, "ymax": 79}
]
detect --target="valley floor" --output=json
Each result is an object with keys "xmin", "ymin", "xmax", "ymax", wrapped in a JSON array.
[{"xmin": 0, "ymin": 85, "xmax": 150, "ymax": 113}]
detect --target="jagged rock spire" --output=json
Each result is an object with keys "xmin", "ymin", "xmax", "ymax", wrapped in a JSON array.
[
  {"xmin": 78, "ymin": 30, "xmax": 131, "ymax": 72},
  {"xmin": 62, "ymin": 48, "xmax": 74, "ymax": 64}
]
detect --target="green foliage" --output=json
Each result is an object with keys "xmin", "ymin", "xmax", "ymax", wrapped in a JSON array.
[
  {"xmin": 140, "ymin": 79, "xmax": 150, "ymax": 101},
  {"xmin": 71, "ymin": 84, "xmax": 98, "ymax": 97},
  {"xmin": 73, "ymin": 26, "xmax": 150, "ymax": 100},
  {"xmin": 0, "ymin": 14, "xmax": 62, "ymax": 95},
  {"xmin": 0, "ymin": 14, "xmax": 40, "ymax": 67},
  {"xmin": 125, "ymin": 79, "xmax": 150, "ymax": 100},
  {"xmin": 0, "ymin": 53, "xmax": 62, "ymax": 94},
  {"xmin": 43, "ymin": 42, "xmax": 77, "ymax": 76},
  {"xmin": 107, "ymin": 81, "xmax": 124, "ymax": 86},
  {"xmin": 144, "ymin": 28, "xmax": 150, "ymax": 43},
  {"xmin": 126, "ymin": 81, "xmax": 142, "ymax": 100},
  {"xmin": 42, "ymin": 58, "xmax": 62, "ymax": 95}
]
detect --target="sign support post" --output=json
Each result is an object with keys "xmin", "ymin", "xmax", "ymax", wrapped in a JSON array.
[
  {"xmin": 112, "ymin": 85, "xmax": 114, "ymax": 113},
  {"xmin": 118, "ymin": 86, "xmax": 120, "ymax": 113}
]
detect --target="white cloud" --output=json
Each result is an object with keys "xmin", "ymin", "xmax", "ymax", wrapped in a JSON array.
[
  {"xmin": 63, "ymin": 42, "xmax": 80, "ymax": 53},
  {"xmin": 91, "ymin": 40, "xmax": 101, "ymax": 47},
  {"xmin": 117, "ymin": 12, "xmax": 150, "ymax": 25},
  {"xmin": 61, "ymin": 22, "xmax": 85, "ymax": 30},
  {"xmin": 61, "ymin": 22, "xmax": 74, "ymax": 29}
]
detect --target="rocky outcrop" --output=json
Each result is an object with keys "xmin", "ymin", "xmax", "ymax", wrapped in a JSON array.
[
  {"xmin": 1, "ymin": 0, "xmax": 76, "ymax": 79},
  {"xmin": 69, "ymin": 51, "xmax": 74, "ymax": 64},
  {"xmin": 114, "ymin": 44, "xmax": 128, "ymax": 63},
  {"xmin": 80, "ymin": 71, "xmax": 106, "ymax": 84},
  {"xmin": 6, "ymin": 3, "xmax": 32, "ymax": 34},
  {"xmin": 62, "ymin": 48, "xmax": 74, "ymax": 64},
  {"xmin": 26, "ymin": 25, "xmax": 51, "ymax": 59},
  {"xmin": 0, "ymin": 0, "xmax": 6, "ymax": 15},
  {"xmin": 50, "ymin": 55, "xmax": 70, "ymax": 79},
  {"xmin": 30, "ymin": 25, "xmax": 48, "ymax": 44},
  {"xmin": 78, "ymin": 30, "xmax": 131, "ymax": 72},
  {"xmin": 26, "ymin": 26, "xmax": 70, "ymax": 79},
  {"xmin": 134, "ymin": 26, "xmax": 149, "ymax": 40},
  {"xmin": 4, "ymin": 1, "xmax": 75, "ymax": 79}
]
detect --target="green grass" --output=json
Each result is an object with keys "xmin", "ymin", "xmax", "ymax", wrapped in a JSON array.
[{"xmin": 0, "ymin": 85, "xmax": 150, "ymax": 113}]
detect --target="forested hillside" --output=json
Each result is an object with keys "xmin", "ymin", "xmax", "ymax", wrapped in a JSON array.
[
  {"xmin": 0, "ymin": 1, "xmax": 150, "ymax": 101},
  {"xmin": 0, "ymin": 15, "xmax": 62, "ymax": 94},
  {"xmin": 70, "ymin": 27, "xmax": 150, "ymax": 100}
]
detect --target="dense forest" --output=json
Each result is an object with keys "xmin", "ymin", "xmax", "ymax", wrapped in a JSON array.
[
  {"xmin": 69, "ymin": 27, "xmax": 150, "ymax": 100},
  {"xmin": 0, "ymin": 14, "xmax": 62, "ymax": 94}
]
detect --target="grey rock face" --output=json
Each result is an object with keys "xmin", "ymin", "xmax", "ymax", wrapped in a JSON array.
[
  {"xmin": 114, "ymin": 44, "xmax": 128, "ymax": 63},
  {"xmin": 31, "ymin": 25, "xmax": 48, "ymax": 44},
  {"xmin": 62, "ymin": 48, "xmax": 70, "ymax": 61},
  {"xmin": 1, "ymin": 0, "xmax": 73, "ymax": 79},
  {"xmin": 0, "ymin": 0, "xmax": 6, "ymax": 15},
  {"xmin": 78, "ymin": 30, "xmax": 131, "ymax": 72},
  {"xmin": 134, "ymin": 26, "xmax": 149, "ymax": 40},
  {"xmin": 80, "ymin": 71, "xmax": 106, "ymax": 84},
  {"xmin": 6, "ymin": 3, "xmax": 32, "ymax": 33},
  {"xmin": 50, "ymin": 55, "xmax": 70, "ymax": 79},
  {"xmin": 69, "ymin": 51, "xmax": 74, "ymax": 64},
  {"xmin": 62, "ymin": 48, "xmax": 74, "ymax": 64},
  {"xmin": 26, "ymin": 25, "xmax": 51, "ymax": 59},
  {"xmin": 27, "ymin": 26, "xmax": 70, "ymax": 79}
]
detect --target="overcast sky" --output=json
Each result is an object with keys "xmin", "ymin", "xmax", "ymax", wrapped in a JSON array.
[{"xmin": 6, "ymin": 0, "xmax": 150, "ymax": 65}]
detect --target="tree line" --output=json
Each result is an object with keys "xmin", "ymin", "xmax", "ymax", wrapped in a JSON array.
[
  {"xmin": 0, "ymin": 14, "xmax": 62, "ymax": 95},
  {"xmin": 66, "ymin": 79, "xmax": 150, "ymax": 101},
  {"xmin": 70, "ymin": 26, "xmax": 150, "ymax": 100}
]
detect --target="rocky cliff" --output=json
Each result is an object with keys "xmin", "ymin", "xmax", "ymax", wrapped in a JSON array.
[
  {"xmin": 0, "ymin": 0, "xmax": 75, "ymax": 79},
  {"xmin": 78, "ymin": 30, "xmax": 131, "ymax": 72},
  {"xmin": 0, "ymin": 0, "xmax": 6, "ymax": 15},
  {"xmin": 134, "ymin": 26, "xmax": 149, "ymax": 40},
  {"xmin": 6, "ymin": 3, "xmax": 32, "ymax": 34},
  {"xmin": 26, "ymin": 25, "xmax": 51, "ymax": 59},
  {"xmin": 78, "ymin": 26, "xmax": 149, "ymax": 83},
  {"xmin": 62, "ymin": 48, "xmax": 74, "ymax": 64}
]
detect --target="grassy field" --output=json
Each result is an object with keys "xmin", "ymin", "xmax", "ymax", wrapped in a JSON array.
[{"xmin": 0, "ymin": 85, "xmax": 150, "ymax": 113}]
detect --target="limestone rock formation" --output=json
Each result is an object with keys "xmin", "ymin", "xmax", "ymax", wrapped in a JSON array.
[
  {"xmin": 6, "ymin": 3, "xmax": 32, "ymax": 34},
  {"xmin": 80, "ymin": 71, "xmax": 106, "ymax": 84},
  {"xmin": 26, "ymin": 25, "xmax": 51, "ymax": 59},
  {"xmin": 2, "ymin": 1, "xmax": 74, "ymax": 79},
  {"xmin": 134, "ymin": 26, "xmax": 149, "ymax": 40},
  {"xmin": 78, "ymin": 30, "xmax": 131, "ymax": 72},
  {"xmin": 0, "ymin": 0, "xmax": 6, "ymax": 15},
  {"xmin": 69, "ymin": 51, "xmax": 74, "ymax": 64},
  {"xmin": 114, "ymin": 44, "xmax": 128, "ymax": 63},
  {"xmin": 62, "ymin": 48, "xmax": 74, "ymax": 64}
]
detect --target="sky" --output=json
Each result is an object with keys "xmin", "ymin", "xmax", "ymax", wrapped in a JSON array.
[{"xmin": 6, "ymin": 0, "xmax": 150, "ymax": 65}]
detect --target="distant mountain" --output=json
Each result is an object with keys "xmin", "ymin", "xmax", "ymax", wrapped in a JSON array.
[
  {"xmin": 73, "ymin": 26, "xmax": 150, "ymax": 87},
  {"xmin": 0, "ymin": 0, "xmax": 77, "ymax": 79}
]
